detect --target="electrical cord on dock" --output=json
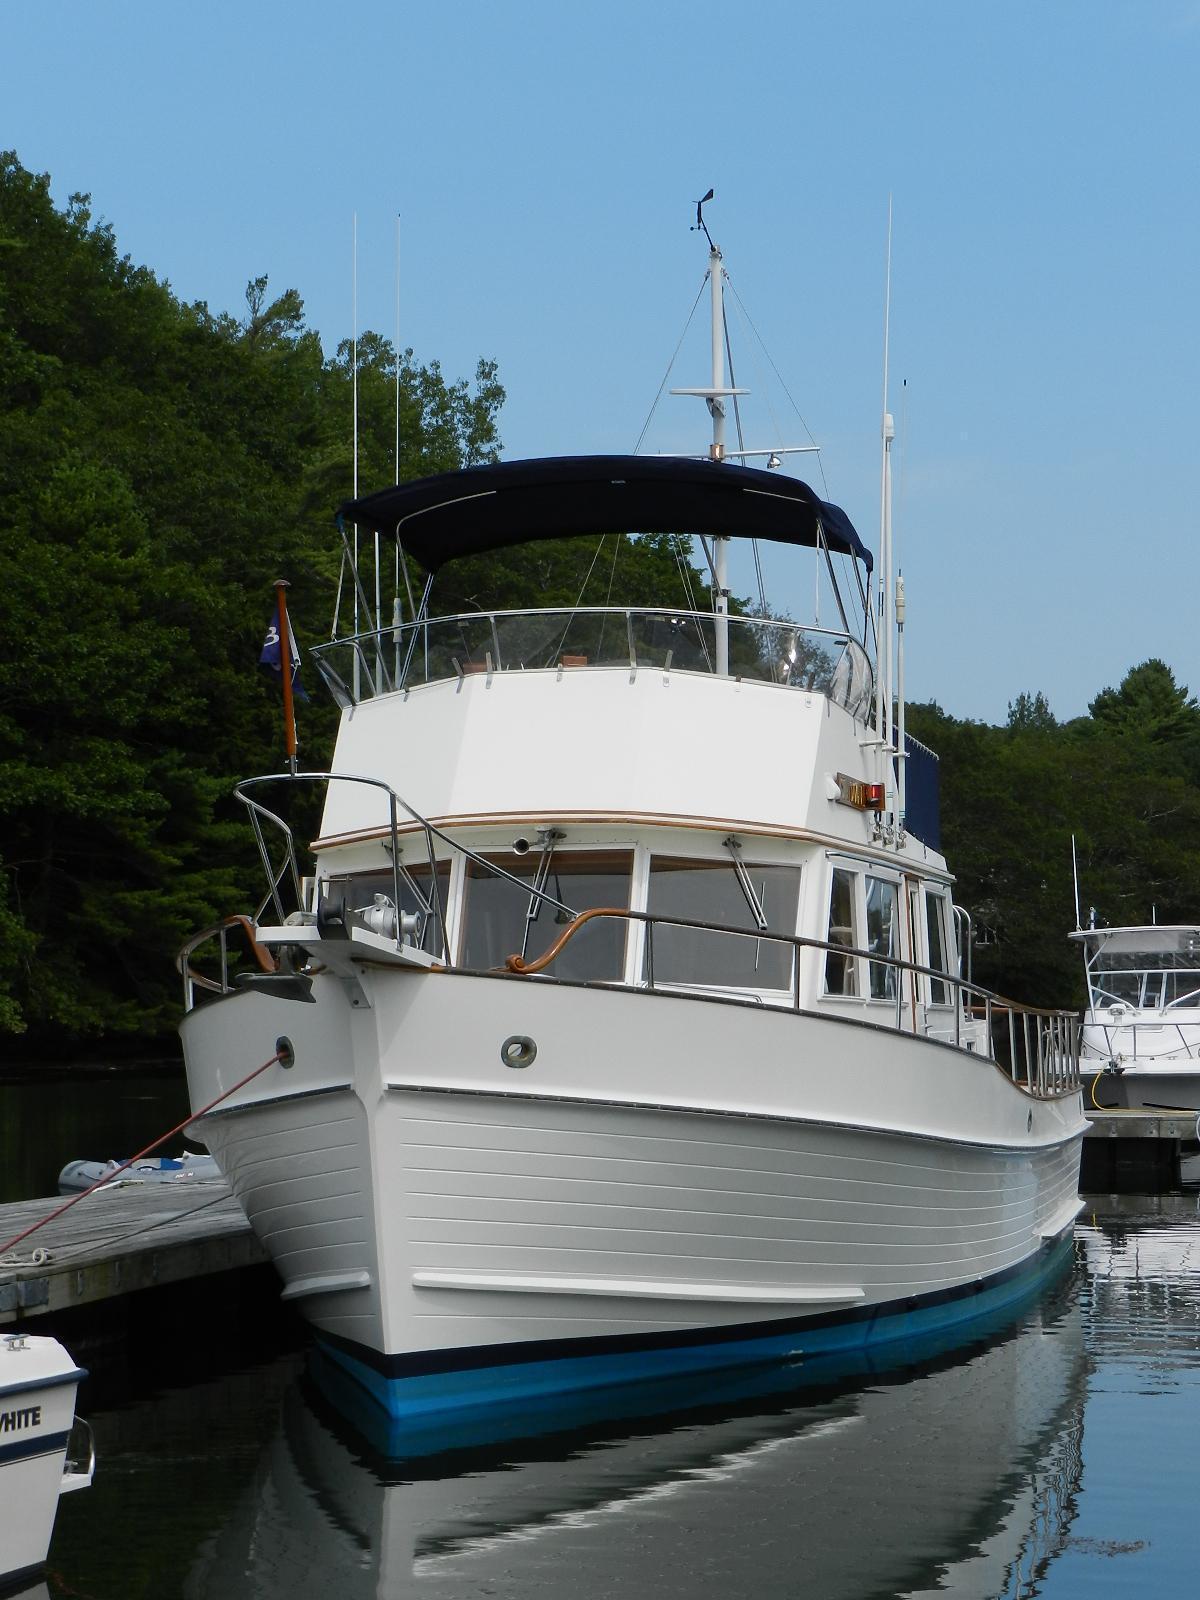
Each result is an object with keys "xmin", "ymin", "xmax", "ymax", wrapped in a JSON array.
[{"xmin": 0, "ymin": 1045, "xmax": 287, "ymax": 1260}]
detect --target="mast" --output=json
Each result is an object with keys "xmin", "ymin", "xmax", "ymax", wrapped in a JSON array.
[
  {"xmin": 670, "ymin": 191, "xmax": 747, "ymax": 678},
  {"xmin": 709, "ymin": 238, "xmax": 730, "ymax": 676}
]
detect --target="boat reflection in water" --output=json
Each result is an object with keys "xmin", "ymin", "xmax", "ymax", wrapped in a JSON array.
[{"xmin": 185, "ymin": 1243, "xmax": 1084, "ymax": 1600}]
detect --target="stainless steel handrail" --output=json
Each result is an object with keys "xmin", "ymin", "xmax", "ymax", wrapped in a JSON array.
[
  {"xmin": 309, "ymin": 605, "xmax": 874, "ymax": 713},
  {"xmin": 502, "ymin": 904, "xmax": 1079, "ymax": 1097},
  {"xmin": 177, "ymin": 771, "xmax": 1079, "ymax": 1097}
]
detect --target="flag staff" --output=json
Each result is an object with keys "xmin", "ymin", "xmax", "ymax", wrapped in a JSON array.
[{"xmin": 274, "ymin": 578, "xmax": 298, "ymax": 775}]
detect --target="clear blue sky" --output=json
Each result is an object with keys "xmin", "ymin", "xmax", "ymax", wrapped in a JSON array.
[{"xmin": 8, "ymin": 1, "xmax": 1199, "ymax": 723}]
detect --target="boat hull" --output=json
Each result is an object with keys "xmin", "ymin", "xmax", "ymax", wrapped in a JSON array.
[
  {"xmin": 1084, "ymin": 1065, "xmax": 1200, "ymax": 1114},
  {"xmin": 0, "ymin": 1337, "xmax": 87, "ymax": 1589},
  {"xmin": 183, "ymin": 969, "xmax": 1084, "ymax": 1424}
]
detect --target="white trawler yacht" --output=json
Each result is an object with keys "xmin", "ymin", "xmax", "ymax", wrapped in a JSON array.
[
  {"xmin": 1073, "ymin": 921, "xmax": 1200, "ymax": 1112},
  {"xmin": 179, "ymin": 204, "xmax": 1085, "ymax": 1433}
]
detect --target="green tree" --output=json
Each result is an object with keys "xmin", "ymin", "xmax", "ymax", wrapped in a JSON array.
[{"xmin": 0, "ymin": 151, "xmax": 505, "ymax": 1051}]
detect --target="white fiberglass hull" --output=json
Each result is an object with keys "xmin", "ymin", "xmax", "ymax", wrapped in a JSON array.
[
  {"xmin": 1082, "ymin": 1030, "xmax": 1200, "ymax": 1112},
  {"xmin": 0, "ymin": 1336, "xmax": 88, "ymax": 1589},
  {"xmin": 183, "ymin": 966, "xmax": 1084, "ymax": 1425}
]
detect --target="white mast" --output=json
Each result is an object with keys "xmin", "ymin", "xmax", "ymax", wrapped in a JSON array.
[
  {"xmin": 709, "ymin": 240, "xmax": 730, "ymax": 676},
  {"xmin": 670, "ymin": 192, "xmax": 748, "ymax": 678}
]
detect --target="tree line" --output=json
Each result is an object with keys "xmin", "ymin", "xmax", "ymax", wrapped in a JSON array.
[
  {"xmin": 909, "ymin": 662, "xmax": 1200, "ymax": 1007},
  {"xmin": 2, "ymin": 150, "xmax": 1196, "ymax": 1055}
]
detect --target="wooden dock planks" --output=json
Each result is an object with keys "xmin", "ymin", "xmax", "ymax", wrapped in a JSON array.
[{"xmin": 0, "ymin": 1179, "xmax": 265, "ymax": 1325}]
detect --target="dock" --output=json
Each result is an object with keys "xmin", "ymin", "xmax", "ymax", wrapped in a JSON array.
[
  {"xmin": 0, "ymin": 1179, "xmax": 265, "ymax": 1326},
  {"xmin": 1082, "ymin": 1108, "xmax": 1199, "ymax": 1190}
]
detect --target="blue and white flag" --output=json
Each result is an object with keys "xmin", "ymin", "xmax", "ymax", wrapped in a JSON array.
[{"xmin": 260, "ymin": 618, "xmax": 308, "ymax": 700}]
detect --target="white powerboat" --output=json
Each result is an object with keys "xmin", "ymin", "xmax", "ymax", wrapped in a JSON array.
[
  {"xmin": 1073, "ymin": 923, "xmax": 1200, "ymax": 1113},
  {"xmin": 0, "ymin": 1333, "xmax": 93, "ymax": 1592},
  {"xmin": 179, "ymin": 205, "xmax": 1085, "ymax": 1433}
]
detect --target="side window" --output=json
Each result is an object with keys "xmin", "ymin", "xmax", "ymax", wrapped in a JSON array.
[
  {"xmin": 645, "ymin": 858, "xmax": 801, "ymax": 989},
  {"xmin": 865, "ymin": 876, "xmax": 899, "ymax": 1000},
  {"xmin": 460, "ymin": 851, "xmax": 633, "ymax": 981},
  {"xmin": 825, "ymin": 868, "xmax": 858, "ymax": 996},
  {"xmin": 925, "ymin": 891, "xmax": 952, "ymax": 1006}
]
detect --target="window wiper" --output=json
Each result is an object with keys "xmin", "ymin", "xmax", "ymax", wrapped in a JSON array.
[
  {"xmin": 723, "ymin": 836, "xmax": 768, "ymax": 931},
  {"xmin": 522, "ymin": 828, "xmax": 567, "ymax": 958}
]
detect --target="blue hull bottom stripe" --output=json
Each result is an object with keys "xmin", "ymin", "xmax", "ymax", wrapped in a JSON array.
[{"xmin": 312, "ymin": 1232, "xmax": 1075, "ymax": 1432}]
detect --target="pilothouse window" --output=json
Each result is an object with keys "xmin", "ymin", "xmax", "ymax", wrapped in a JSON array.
[
  {"xmin": 825, "ymin": 868, "xmax": 858, "ymax": 996},
  {"xmin": 865, "ymin": 876, "xmax": 899, "ymax": 1000},
  {"xmin": 646, "ymin": 858, "xmax": 801, "ymax": 990},
  {"xmin": 925, "ymin": 892, "xmax": 952, "ymax": 1006},
  {"xmin": 460, "ymin": 850, "xmax": 633, "ymax": 981}
]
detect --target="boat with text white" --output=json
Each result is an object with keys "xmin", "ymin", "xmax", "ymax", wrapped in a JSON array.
[
  {"xmin": 178, "ymin": 201, "xmax": 1085, "ymax": 1434},
  {"xmin": 1073, "ymin": 921, "xmax": 1200, "ymax": 1113},
  {"xmin": 0, "ymin": 1333, "xmax": 93, "ymax": 1593}
]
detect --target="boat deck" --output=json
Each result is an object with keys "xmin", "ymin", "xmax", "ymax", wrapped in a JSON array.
[{"xmin": 0, "ymin": 1179, "xmax": 263, "ymax": 1326}]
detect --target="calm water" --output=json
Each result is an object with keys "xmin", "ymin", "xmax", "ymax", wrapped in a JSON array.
[{"xmin": 20, "ymin": 1193, "xmax": 1198, "ymax": 1599}]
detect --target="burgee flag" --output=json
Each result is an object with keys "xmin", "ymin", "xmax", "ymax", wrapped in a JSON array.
[{"xmin": 260, "ymin": 618, "xmax": 308, "ymax": 699}]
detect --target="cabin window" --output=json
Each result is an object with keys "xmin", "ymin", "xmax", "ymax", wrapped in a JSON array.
[
  {"xmin": 460, "ymin": 850, "xmax": 632, "ymax": 981},
  {"xmin": 865, "ymin": 876, "xmax": 899, "ymax": 1000},
  {"xmin": 645, "ymin": 858, "xmax": 801, "ymax": 990},
  {"xmin": 1090, "ymin": 969, "xmax": 1142, "ymax": 1007},
  {"xmin": 1165, "ymin": 971, "xmax": 1200, "ymax": 1008},
  {"xmin": 825, "ymin": 868, "xmax": 858, "ymax": 996},
  {"xmin": 925, "ymin": 891, "xmax": 952, "ymax": 1006}
]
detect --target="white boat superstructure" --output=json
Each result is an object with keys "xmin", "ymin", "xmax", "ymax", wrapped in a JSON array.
[
  {"xmin": 1073, "ymin": 924, "xmax": 1200, "ymax": 1111},
  {"xmin": 179, "ymin": 208, "xmax": 1085, "ymax": 1432},
  {"xmin": 0, "ymin": 1333, "xmax": 93, "ymax": 1591}
]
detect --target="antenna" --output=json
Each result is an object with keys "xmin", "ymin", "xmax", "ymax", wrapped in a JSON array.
[
  {"xmin": 1071, "ymin": 834, "xmax": 1082, "ymax": 932},
  {"xmin": 352, "ymin": 214, "xmax": 361, "ymax": 701},
  {"xmin": 896, "ymin": 570, "xmax": 906, "ymax": 828},
  {"xmin": 875, "ymin": 196, "xmax": 896, "ymax": 819},
  {"xmin": 401, "ymin": 212, "xmax": 406, "ymax": 486},
  {"xmin": 394, "ymin": 210, "xmax": 404, "ymax": 666}
]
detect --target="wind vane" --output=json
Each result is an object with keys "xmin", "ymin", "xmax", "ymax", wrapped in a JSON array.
[{"xmin": 692, "ymin": 188, "xmax": 715, "ymax": 249}]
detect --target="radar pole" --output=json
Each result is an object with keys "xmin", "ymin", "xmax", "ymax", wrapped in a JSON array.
[{"xmin": 672, "ymin": 191, "xmax": 749, "ymax": 677}]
